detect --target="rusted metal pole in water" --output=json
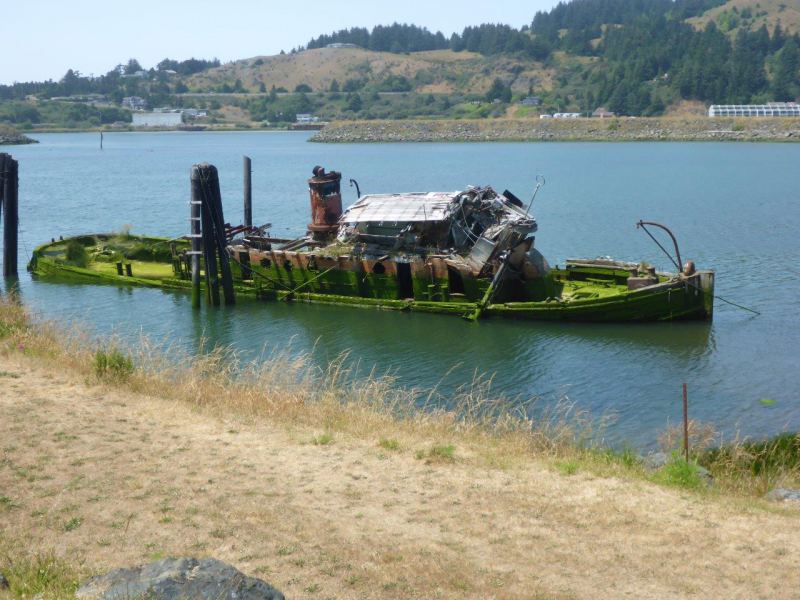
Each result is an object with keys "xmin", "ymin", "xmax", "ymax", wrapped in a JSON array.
[
  {"xmin": 189, "ymin": 166, "xmax": 203, "ymax": 309},
  {"xmin": 243, "ymin": 155, "xmax": 252, "ymax": 229},
  {"xmin": 683, "ymin": 383, "xmax": 689, "ymax": 462},
  {"xmin": 0, "ymin": 153, "xmax": 19, "ymax": 277}
]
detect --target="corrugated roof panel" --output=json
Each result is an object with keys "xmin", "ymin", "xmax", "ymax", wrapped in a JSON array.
[{"xmin": 341, "ymin": 192, "xmax": 457, "ymax": 224}]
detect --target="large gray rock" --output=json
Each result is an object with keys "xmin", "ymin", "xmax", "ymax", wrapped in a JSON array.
[
  {"xmin": 643, "ymin": 451, "xmax": 669, "ymax": 470},
  {"xmin": 76, "ymin": 557, "xmax": 283, "ymax": 600},
  {"xmin": 766, "ymin": 488, "xmax": 800, "ymax": 503}
]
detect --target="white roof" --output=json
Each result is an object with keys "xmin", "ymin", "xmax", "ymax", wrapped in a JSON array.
[{"xmin": 340, "ymin": 192, "xmax": 457, "ymax": 224}]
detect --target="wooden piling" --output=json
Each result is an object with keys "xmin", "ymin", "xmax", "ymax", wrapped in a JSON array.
[
  {"xmin": 0, "ymin": 153, "xmax": 19, "ymax": 277},
  {"xmin": 191, "ymin": 163, "xmax": 236, "ymax": 308},
  {"xmin": 189, "ymin": 166, "xmax": 203, "ymax": 309},
  {"xmin": 243, "ymin": 155, "xmax": 252, "ymax": 229},
  {"xmin": 209, "ymin": 175, "xmax": 235, "ymax": 306},
  {"xmin": 682, "ymin": 383, "xmax": 689, "ymax": 462},
  {"xmin": 199, "ymin": 173, "xmax": 220, "ymax": 307}
]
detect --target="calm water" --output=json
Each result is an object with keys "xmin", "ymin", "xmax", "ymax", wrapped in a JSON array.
[{"xmin": 2, "ymin": 132, "xmax": 799, "ymax": 448}]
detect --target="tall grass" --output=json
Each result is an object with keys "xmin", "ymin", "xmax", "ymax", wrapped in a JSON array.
[
  {"xmin": 1, "ymin": 295, "xmax": 798, "ymax": 495},
  {"xmin": 0, "ymin": 295, "xmax": 589, "ymax": 463}
]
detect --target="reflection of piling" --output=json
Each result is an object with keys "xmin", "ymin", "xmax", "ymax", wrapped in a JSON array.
[
  {"xmin": 243, "ymin": 156, "xmax": 252, "ymax": 229},
  {"xmin": 190, "ymin": 163, "xmax": 235, "ymax": 308},
  {"xmin": 0, "ymin": 153, "xmax": 19, "ymax": 277}
]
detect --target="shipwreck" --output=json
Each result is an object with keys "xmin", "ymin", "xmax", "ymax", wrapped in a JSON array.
[{"xmin": 29, "ymin": 165, "xmax": 715, "ymax": 322}]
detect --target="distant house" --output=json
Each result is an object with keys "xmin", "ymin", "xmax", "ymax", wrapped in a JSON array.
[
  {"xmin": 122, "ymin": 96, "xmax": 148, "ymax": 111},
  {"xmin": 708, "ymin": 102, "xmax": 800, "ymax": 117},
  {"xmin": 296, "ymin": 114, "xmax": 320, "ymax": 123},
  {"xmin": 182, "ymin": 108, "xmax": 207, "ymax": 119},
  {"xmin": 539, "ymin": 114, "xmax": 553, "ymax": 119},
  {"xmin": 553, "ymin": 112, "xmax": 582, "ymax": 119},
  {"xmin": 592, "ymin": 107, "xmax": 615, "ymax": 118},
  {"xmin": 520, "ymin": 96, "xmax": 541, "ymax": 106},
  {"xmin": 326, "ymin": 43, "xmax": 359, "ymax": 49},
  {"xmin": 122, "ymin": 70, "xmax": 148, "ymax": 79},
  {"xmin": 132, "ymin": 111, "xmax": 183, "ymax": 128}
]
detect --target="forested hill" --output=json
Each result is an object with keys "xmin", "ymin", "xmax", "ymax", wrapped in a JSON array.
[
  {"xmin": 1, "ymin": 0, "xmax": 799, "ymax": 129},
  {"xmin": 302, "ymin": 0, "xmax": 800, "ymax": 114}
]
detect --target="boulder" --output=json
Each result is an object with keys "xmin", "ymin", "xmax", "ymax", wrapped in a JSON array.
[
  {"xmin": 76, "ymin": 557, "xmax": 283, "ymax": 600},
  {"xmin": 766, "ymin": 488, "xmax": 800, "ymax": 503},
  {"xmin": 643, "ymin": 451, "xmax": 668, "ymax": 470}
]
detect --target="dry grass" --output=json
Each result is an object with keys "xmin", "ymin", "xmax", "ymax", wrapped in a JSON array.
[
  {"xmin": 0, "ymin": 296, "xmax": 590, "ymax": 468},
  {"xmin": 687, "ymin": 0, "xmax": 800, "ymax": 35},
  {"xmin": 2, "ymin": 296, "xmax": 800, "ymax": 599},
  {"xmin": 186, "ymin": 47, "xmax": 553, "ymax": 96}
]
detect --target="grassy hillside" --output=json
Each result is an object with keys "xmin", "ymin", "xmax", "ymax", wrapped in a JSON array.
[
  {"xmin": 2, "ymin": 0, "xmax": 799, "ymax": 130},
  {"xmin": 689, "ymin": 0, "xmax": 800, "ymax": 34},
  {"xmin": 186, "ymin": 47, "xmax": 556, "ymax": 96}
]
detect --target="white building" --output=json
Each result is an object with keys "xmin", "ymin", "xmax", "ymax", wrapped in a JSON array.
[
  {"xmin": 122, "ymin": 96, "xmax": 147, "ymax": 111},
  {"xmin": 553, "ymin": 112, "xmax": 582, "ymax": 119},
  {"xmin": 132, "ymin": 111, "xmax": 183, "ymax": 127},
  {"xmin": 296, "ymin": 113, "xmax": 320, "ymax": 123},
  {"xmin": 709, "ymin": 102, "xmax": 800, "ymax": 117}
]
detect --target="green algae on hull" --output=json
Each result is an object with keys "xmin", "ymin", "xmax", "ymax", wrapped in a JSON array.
[{"xmin": 28, "ymin": 234, "xmax": 714, "ymax": 322}]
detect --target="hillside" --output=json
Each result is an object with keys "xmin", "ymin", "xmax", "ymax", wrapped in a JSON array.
[
  {"xmin": 1, "ymin": 0, "xmax": 799, "ymax": 130},
  {"xmin": 689, "ymin": 0, "xmax": 800, "ymax": 35},
  {"xmin": 186, "ymin": 47, "xmax": 556, "ymax": 96}
]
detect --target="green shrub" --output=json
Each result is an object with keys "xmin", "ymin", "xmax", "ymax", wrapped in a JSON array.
[
  {"xmin": 74, "ymin": 235, "xmax": 96, "ymax": 246},
  {"xmin": 653, "ymin": 452, "xmax": 703, "ymax": 489},
  {"xmin": 124, "ymin": 242, "xmax": 172, "ymax": 262},
  {"xmin": 378, "ymin": 438, "xmax": 401, "ymax": 451},
  {"xmin": 93, "ymin": 347, "xmax": 134, "ymax": 381},
  {"xmin": 64, "ymin": 241, "xmax": 89, "ymax": 268},
  {"xmin": 312, "ymin": 432, "xmax": 333, "ymax": 446},
  {"xmin": 556, "ymin": 459, "xmax": 579, "ymax": 475},
  {"xmin": 417, "ymin": 444, "xmax": 456, "ymax": 462}
]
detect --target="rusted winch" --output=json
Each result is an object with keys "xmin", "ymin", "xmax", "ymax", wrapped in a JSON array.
[{"xmin": 307, "ymin": 166, "xmax": 343, "ymax": 241}]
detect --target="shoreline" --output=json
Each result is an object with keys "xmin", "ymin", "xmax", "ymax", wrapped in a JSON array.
[
  {"xmin": 1, "ymin": 297, "xmax": 800, "ymax": 598},
  {"xmin": 311, "ymin": 117, "xmax": 800, "ymax": 143},
  {"xmin": 0, "ymin": 126, "xmax": 37, "ymax": 146},
  {"xmin": 13, "ymin": 116, "xmax": 800, "ymax": 143}
]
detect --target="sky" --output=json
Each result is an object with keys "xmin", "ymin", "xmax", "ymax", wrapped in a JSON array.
[{"xmin": 0, "ymin": 0, "xmax": 560, "ymax": 85}]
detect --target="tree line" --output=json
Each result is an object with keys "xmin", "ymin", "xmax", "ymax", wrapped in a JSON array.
[
  {"xmin": 0, "ymin": 57, "xmax": 218, "ymax": 102},
  {"xmin": 303, "ymin": 1, "xmax": 800, "ymax": 114}
]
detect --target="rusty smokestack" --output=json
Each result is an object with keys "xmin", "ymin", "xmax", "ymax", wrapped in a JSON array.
[{"xmin": 307, "ymin": 166, "xmax": 342, "ymax": 241}]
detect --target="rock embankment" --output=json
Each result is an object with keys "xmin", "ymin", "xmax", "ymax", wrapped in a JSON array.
[
  {"xmin": 311, "ymin": 117, "xmax": 800, "ymax": 143},
  {"xmin": 0, "ymin": 125, "xmax": 37, "ymax": 146}
]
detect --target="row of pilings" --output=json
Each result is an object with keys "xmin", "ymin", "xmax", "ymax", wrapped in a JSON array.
[
  {"xmin": 1, "ymin": 151, "xmax": 254, "ymax": 308},
  {"xmin": 190, "ymin": 163, "xmax": 236, "ymax": 309}
]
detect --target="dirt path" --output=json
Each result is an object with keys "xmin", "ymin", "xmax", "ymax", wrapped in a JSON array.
[{"xmin": 1, "ymin": 355, "xmax": 799, "ymax": 599}]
